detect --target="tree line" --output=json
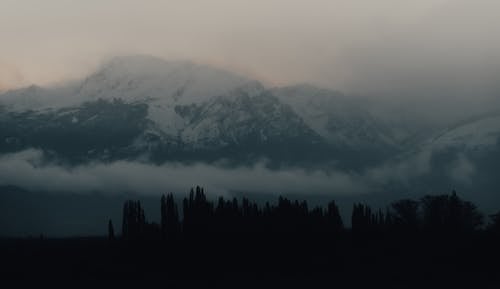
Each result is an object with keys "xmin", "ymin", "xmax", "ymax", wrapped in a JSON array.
[{"xmin": 115, "ymin": 187, "xmax": 500, "ymax": 241}]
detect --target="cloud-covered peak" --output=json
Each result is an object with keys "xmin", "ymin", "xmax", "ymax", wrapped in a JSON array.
[{"xmin": 77, "ymin": 54, "xmax": 254, "ymax": 104}]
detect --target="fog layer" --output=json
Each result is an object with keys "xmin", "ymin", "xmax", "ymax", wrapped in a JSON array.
[
  {"xmin": 0, "ymin": 150, "xmax": 369, "ymax": 196},
  {"xmin": 2, "ymin": 0, "xmax": 500, "ymax": 125},
  {"xmin": 0, "ymin": 148, "xmax": 478, "ymax": 198}
]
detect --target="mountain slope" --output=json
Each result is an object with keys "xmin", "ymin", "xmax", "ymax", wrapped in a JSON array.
[
  {"xmin": 397, "ymin": 113, "xmax": 500, "ymax": 194},
  {"xmin": 0, "ymin": 55, "xmax": 407, "ymax": 167},
  {"xmin": 428, "ymin": 113, "xmax": 500, "ymax": 151},
  {"xmin": 272, "ymin": 84, "xmax": 401, "ymax": 150}
]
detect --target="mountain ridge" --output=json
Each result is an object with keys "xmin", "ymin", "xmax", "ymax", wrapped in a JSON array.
[{"xmin": 2, "ymin": 55, "xmax": 497, "ymax": 172}]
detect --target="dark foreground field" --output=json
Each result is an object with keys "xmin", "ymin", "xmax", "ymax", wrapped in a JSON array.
[
  {"xmin": 3, "ymin": 190, "xmax": 500, "ymax": 287},
  {"xmin": 1, "ymin": 233, "xmax": 499, "ymax": 288}
]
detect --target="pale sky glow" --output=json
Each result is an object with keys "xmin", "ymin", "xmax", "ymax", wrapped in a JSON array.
[
  {"xmin": 1, "ymin": 0, "xmax": 499, "ymax": 111},
  {"xmin": 0, "ymin": 1, "xmax": 448, "ymax": 88}
]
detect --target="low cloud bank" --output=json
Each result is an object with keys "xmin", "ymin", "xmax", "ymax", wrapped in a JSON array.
[
  {"xmin": 0, "ymin": 148, "xmax": 479, "ymax": 198},
  {"xmin": 0, "ymin": 150, "xmax": 368, "ymax": 196}
]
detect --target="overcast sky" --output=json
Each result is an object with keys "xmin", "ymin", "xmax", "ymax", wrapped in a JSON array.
[{"xmin": 1, "ymin": 0, "xmax": 500, "ymax": 119}]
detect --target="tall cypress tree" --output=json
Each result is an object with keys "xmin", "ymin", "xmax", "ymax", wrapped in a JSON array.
[{"xmin": 108, "ymin": 219, "xmax": 115, "ymax": 241}]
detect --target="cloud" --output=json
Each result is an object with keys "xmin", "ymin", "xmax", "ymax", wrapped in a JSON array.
[
  {"xmin": 2, "ymin": 0, "xmax": 499, "ymax": 127},
  {"xmin": 0, "ymin": 61, "xmax": 25, "ymax": 92},
  {"xmin": 0, "ymin": 147, "xmax": 476, "ymax": 197},
  {"xmin": 365, "ymin": 150, "xmax": 434, "ymax": 186},
  {"xmin": 449, "ymin": 154, "xmax": 476, "ymax": 184},
  {"xmin": 0, "ymin": 149, "xmax": 368, "ymax": 196},
  {"xmin": 0, "ymin": 147, "xmax": 494, "ymax": 213}
]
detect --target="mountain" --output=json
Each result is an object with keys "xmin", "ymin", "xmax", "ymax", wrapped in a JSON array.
[
  {"xmin": 0, "ymin": 84, "xmax": 78, "ymax": 111},
  {"xmin": 392, "ymin": 112, "xmax": 500, "ymax": 197},
  {"xmin": 426, "ymin": 113, "xmax": 500, "ymax": 175},
  {"xmin": 1, "ymin": 54, "xmax": 499, "ymax": 199},
  {"xmin": 427, "ymin": 113, "xmax": 500, "ymax": 152},
  {"xmin": 272, "ymin": 84, "xmax": 410, "ymax": 167},
  {"xmin": 272, "ymin": 84, "xmax": 407, "ymax": 148},
  {"xmin": 0, "ymin": 55, "xmax": 405, "ymax": 168}
]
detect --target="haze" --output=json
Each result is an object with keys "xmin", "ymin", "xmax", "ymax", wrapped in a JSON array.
[{"xmin": 1, "ymin": 0, "xmax": 500, "ymax": 121}]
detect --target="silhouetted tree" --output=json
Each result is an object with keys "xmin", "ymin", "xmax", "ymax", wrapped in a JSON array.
[
  {"xmin": 117, "ymin": 189, "xmax": 489, "ymax": 251},
  {"xmin": 161, "ymin": 193, "xmax": 180, "ymax": 240},
  {"xmin": 352, "ymin": 204, "xmax": 374, "ymax": 233},
  {"xmin": 390, "ymin": 199, "xmax": 420, "ymax": 232},
  {"xmin": 122, "ymin": 200, "xmax": 147, "ymax": 239},
  {"xmin": 421, "ymin": 191, "xmax": 483, "ymax": 233},
  {"xmin": 488, "ymin": 211, "xmax": 500, "ymax": 234},
  {"xmin": 108, "ymin": 219, "xmax": 115, "ymax": 241},
  {"xmin": 182, "ymin": 186, "xmax": 214, "ymax": 238},
  {"xmin": 326, "ymin": 200, "xmax": 343, "ymax": 233}
]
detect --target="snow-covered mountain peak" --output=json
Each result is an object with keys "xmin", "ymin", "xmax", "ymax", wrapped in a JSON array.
[
  {"xmin": 0, "ymin": 55, "xmax": 411, "ymax": 167},
  {"xmin": 77, "ymin": 55, "xmax": 252, "ymax": 105}
]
